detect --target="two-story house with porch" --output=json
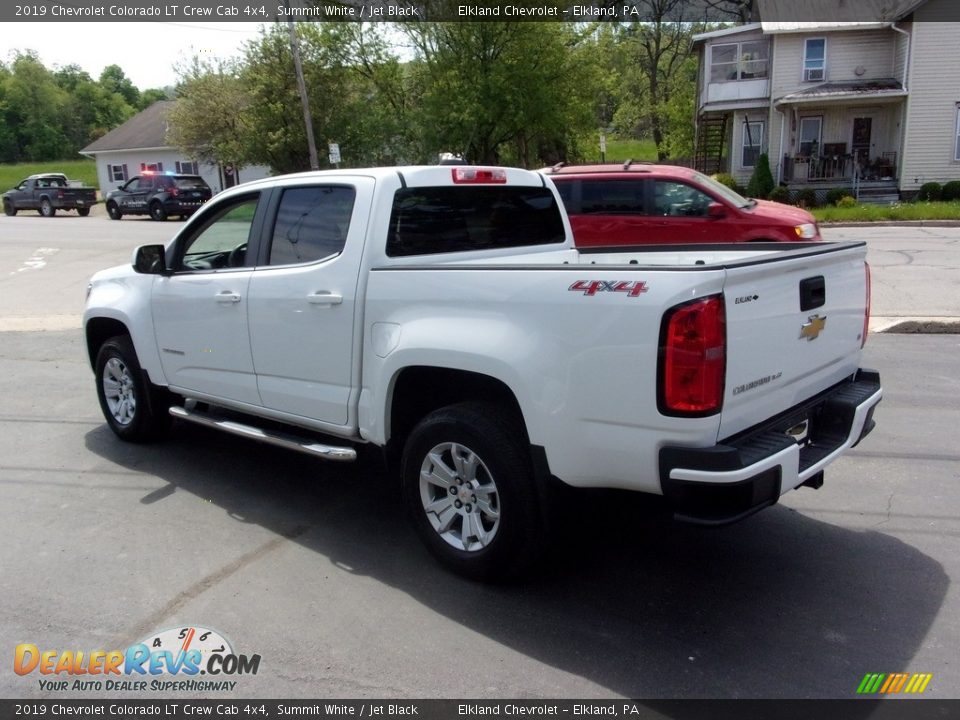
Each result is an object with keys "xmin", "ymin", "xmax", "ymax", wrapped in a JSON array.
[{"xmin": 693, "ymin": 0, "xmax": 960, "ymax": 202}]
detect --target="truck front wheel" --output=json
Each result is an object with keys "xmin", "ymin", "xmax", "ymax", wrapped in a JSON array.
[
  {"xmin": 3, "ymin": 200, "xmax": 15, "ymax": 216},
  {"xmin": 401, "ymin": 402, "xmax": 545, "ymax": 581},
  {"xmin": 106, "ymin": 202, "xmax": 122, "ymax": 220},
  {"xmin": 95, "ymin": 335, "xmax": 171, "ymax": 442}
]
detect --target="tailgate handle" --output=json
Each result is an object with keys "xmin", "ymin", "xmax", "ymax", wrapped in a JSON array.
[{"xmin": 799, "ymin": 276, "xmax": 826, "ymax": 311}]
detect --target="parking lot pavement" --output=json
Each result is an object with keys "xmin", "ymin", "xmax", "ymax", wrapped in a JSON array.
[
  {"xmin": 0, "ymin": 330, "xmax": 958, "ymax": 700},
  {"xmin": 820, "ymin": 225, "xmax": 960, "ymax": 332},
  {"xmin": 1, "ymin": 216, "xmax": 958, "ymax": 701}
]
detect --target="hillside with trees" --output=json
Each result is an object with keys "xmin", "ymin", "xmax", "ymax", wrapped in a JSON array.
[{"xmin": 0, "ymin": 51, "xmax": 169, "ymax": 164}]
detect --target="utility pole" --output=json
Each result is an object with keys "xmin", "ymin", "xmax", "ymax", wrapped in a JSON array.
[{"xmin": 283, "ymin": 0, "xmax": 319, "ymax": 170}]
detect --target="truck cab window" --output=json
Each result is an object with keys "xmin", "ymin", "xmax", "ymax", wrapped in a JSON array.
[{"xmin": 268, "ymin": 186, "xmax": 356, "ymax": 266}]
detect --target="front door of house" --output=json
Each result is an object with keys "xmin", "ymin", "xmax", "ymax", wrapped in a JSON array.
[{"xmin": 852, "ymin": 117, "xmax": 873, "ymax": 166}]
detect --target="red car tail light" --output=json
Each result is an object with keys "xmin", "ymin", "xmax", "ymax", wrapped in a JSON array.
[{"xmin": 658, "ymin": 294, "xmax": 726, "ymax": 416}]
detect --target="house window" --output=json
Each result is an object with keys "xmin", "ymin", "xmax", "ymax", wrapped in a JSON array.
[
  {"xmin": 799, "ymin": 116, "xmax": 823, "ymax": 157},
  {"xmin": 742, "ymin": 121, "xmax": 764, "ymax": 168},
  {"xmin": 955, "ymin": 107, "xmax": 960, "ymax": 161},
  {"xmin": 804, "ymin": 38, "xmax": 826, "ymax": 81},
  {"xmin": 710, "ymin": 41, "xmax": 770, "ymax": 82},
  {"xmin": 176, "ymin": 161, "xmax": 199, "ymax": 174},
  {"xmin": 140, "ymin": 162, "xmax": 163, "ymax": 173},
  {"xmin": 108, "ymin": 164, "xmax": 127, "ymax": 183}
]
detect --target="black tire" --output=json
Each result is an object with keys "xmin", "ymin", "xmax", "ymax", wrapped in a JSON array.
[
  {"xmin": 106, "ymin": 202, "xmax": 122, "ymax": 220},
  {"xmin": 149, "ymin": 201, "xmax": 168, "ymax": 221},
  {"xmin": 40, "ymin": 198, "xmax": 55, "ymax": 217},
  {"xmin": 94, "ymin": 335, "xmax": 171, "ymax": 442},
  {"xmin": 2, "ymin": 200, "xmax": 15, "ymax": 216},
  {"xmin": 401, "ymin": 401, "xmax": 546, "ymax": 581},
  {"xmin": 77, "ymin": 207, "xmax": 90, "ymax": 217}
]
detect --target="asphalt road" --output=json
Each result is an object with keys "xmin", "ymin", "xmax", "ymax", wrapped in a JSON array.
[{"xmin": 1, "ymin": 215, "xmax": 958, "ymax": 701}]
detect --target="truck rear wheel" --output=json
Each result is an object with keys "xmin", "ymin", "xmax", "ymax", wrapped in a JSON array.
[
  {"xmin": 77, "ymin": 207, "xmax": 90, "ymax": 217},
  {"xmin": 401, "ymin": 402, "xmax": 546, "ymax": 581},
  {"xmin": 3, "ymin": 200, "xmax": 15, "ymax": 216},
  {"xmin": 40, "ymin": 198, "xmax": 55, "ymax": 217},
  {"xmin": 95, "ymin": 335, "xmax": 171, "ymax": 442}
]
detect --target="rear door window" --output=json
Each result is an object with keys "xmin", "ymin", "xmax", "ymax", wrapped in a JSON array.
[
  {"xmin": 175, "ymin": 177, "xmax": 209, "ymax": 190},
  {"xmin": 579, "ymin": 179, "xmax": 648, "ymax": 215},
  {"xmin": 267, "ymin": 186, "xmax": 356, "ymax": 266},
  {"xmin": 387, "ymin": 186, "xmax": 565, "ymax": 257}
]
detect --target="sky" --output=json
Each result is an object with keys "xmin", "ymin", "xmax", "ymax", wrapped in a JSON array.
[{"xmin": 1, "ymin": 22, "xmax": 269, "ymax": 89}]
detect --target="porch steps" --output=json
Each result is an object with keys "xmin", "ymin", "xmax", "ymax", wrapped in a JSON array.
[{"xmin": 695, "ymin": 114, "xmax": 727, "ymax": 175}]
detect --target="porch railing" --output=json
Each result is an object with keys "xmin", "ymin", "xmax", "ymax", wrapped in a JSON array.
[
  {"xmin": 783, "ymin": 154, "xmax": 854, "ymax": 182},
  {"xmin": 782, "ymin": 154, "xmax": 897, "ymax": 184}
]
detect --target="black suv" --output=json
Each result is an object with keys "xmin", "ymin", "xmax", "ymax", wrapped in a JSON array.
[{"xmin": 105, "ymin": 173, "xmax": 212, "ymax": 221}]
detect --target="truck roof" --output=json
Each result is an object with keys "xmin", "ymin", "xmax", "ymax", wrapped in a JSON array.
[{"xmin": 230, "ymin": 166, "xmax": 550, "ymax": 193}]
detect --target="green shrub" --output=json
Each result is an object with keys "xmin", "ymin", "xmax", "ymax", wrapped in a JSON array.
[
  {"xmin": 941, "ymin": 180, "xmax": 960, "ymax": 201},
  {"xmin": 768, "ymin": 186, "xmax": 790, "ymax": 203},
  {"xmin": 917, "ymin": 182, "xmax": 942, "ymax": 201},
  {"xmin": 837, "ymin": 196, "xmax": 857, "ymax": 208},
  {"xmin": 796, "ymin": 188, "xmax": 818, "ymax": 208},
  {"xmin": 746, "ymin": 154, "xmax": 775, "ymax": 199},
  {"xmin": 826, "ymin": 188, "xmax": 852, "ymax": 206}
]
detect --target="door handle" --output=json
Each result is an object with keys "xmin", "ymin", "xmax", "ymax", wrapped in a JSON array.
[
  {"xmin": 215, "ymin": 291, "xmax": 241, "ymax": 304},
  {"xmin": 307, "ymin": 291, "xmax": 343, "ymax": 306}
]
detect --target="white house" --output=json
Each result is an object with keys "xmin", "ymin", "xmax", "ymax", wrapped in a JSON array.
[
  {"xmin": 693, "ymin": 0, "xmax": 960, "ymax": 200},
  {"xmin": 80, "ymin": 101, "xmax": 271, "ymax": 195}
]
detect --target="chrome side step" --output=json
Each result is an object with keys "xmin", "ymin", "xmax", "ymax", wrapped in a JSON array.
[{"xmin": 169, "ymin": 405, "xmax": 357, "ymax": 462}]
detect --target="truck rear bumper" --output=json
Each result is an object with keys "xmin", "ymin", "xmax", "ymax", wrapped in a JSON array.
[{"xmin": 659, "ymin": 369, "xmax": 882, "ymax": 526}]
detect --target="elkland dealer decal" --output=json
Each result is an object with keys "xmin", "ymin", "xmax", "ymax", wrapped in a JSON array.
[{"xmin": 14, "ymin": 626, "xmax": 260, "ymax": 692}]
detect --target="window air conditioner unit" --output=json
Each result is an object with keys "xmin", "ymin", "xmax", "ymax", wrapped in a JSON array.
[{"xmin": 805, "ymin": 68, "xmax": 824, "ymax": 81}]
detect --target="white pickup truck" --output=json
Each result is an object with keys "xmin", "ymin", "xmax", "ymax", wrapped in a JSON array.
[{"xmin": 84, "ymin": 166, "xmax": 882, "ymax": 579}]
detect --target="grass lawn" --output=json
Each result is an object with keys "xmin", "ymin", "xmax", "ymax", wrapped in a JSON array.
[
  {"xmin": 812, "ymin": 200, "xmax": 960, "ymax": 223},
  {"xmin": 0, "ymin": 159, "xmax": 99, "ymax": 193},
  {"xmin": 577, "ymin": 136, "xmax": 659, "ymax": 164}
]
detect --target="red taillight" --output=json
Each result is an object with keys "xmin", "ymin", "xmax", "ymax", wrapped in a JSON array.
[
  {"xmin": 658, "ymin": 295, "xmax": 726, "ymax": 416},
  {"xmin": 862, "ymin": 261, "xmax": 871, "ymax": 348},
  {"xmin": 451, "ymin": 167, "xmax": 507, "ymax": 184}
]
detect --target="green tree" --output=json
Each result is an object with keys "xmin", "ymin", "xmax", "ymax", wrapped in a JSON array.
[
  {"xmin": 54, "ymin": 64, "xmax": 135, "ymax": 154},
  {"xmin": 167, "ymin": 57, "xmax": 251, "ymax": 173},
  {"xmin": 401, "ymin": 21, "xmax": 592, "ymax": 165},
  {"xmin": 605, "ymin": 3, "xmax": 703, "ymax": 161},
  {"xmin": 138, "ymin": 87, "xmax": 172, "ymax": 110},
  {"xmin": 99, "ymin": 64, "xmax": 140, "ymax": 107},
  {"xmin": 4, "ymin": 52, "xmax": 70, "ymax": 161}
]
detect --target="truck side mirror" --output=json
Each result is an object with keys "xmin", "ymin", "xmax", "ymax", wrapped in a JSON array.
[{"xmin": 133, "ymin": 244, "xmax": 168, "ymax": 275}]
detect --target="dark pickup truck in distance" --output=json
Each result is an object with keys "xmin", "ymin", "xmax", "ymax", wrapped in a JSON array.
[{"xmin": 3, "ymin": 174, "xmax": 99, "ymax": 217}]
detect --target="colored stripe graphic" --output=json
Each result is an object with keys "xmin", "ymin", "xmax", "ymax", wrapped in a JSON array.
[{"xmin": 857, "ymin": 673, "xmax": 932, "ymax": 694}]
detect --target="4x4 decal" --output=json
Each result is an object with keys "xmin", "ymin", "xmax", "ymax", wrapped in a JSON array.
[{"xmin": 569, "ymin": 280, "xmax": 649, "ymax": 297}]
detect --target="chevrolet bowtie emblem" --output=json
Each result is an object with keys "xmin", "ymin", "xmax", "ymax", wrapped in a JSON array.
[{"xmin": 800, "ymin": 314, "xmax": 827, "ymax": 341}]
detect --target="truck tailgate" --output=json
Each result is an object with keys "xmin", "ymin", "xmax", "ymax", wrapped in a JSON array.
[{"xmin": 718, "ymin": 242, "xmax": 869, "ymax": 441}]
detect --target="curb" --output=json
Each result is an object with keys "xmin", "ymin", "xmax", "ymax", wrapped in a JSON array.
[
  {"xmin": 871, "ymin": 317, "xmax": 960, "ymax": 334},
  {"xmin": 820, "ymin": 220, "xmax": 960, "ymax": 228}
]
